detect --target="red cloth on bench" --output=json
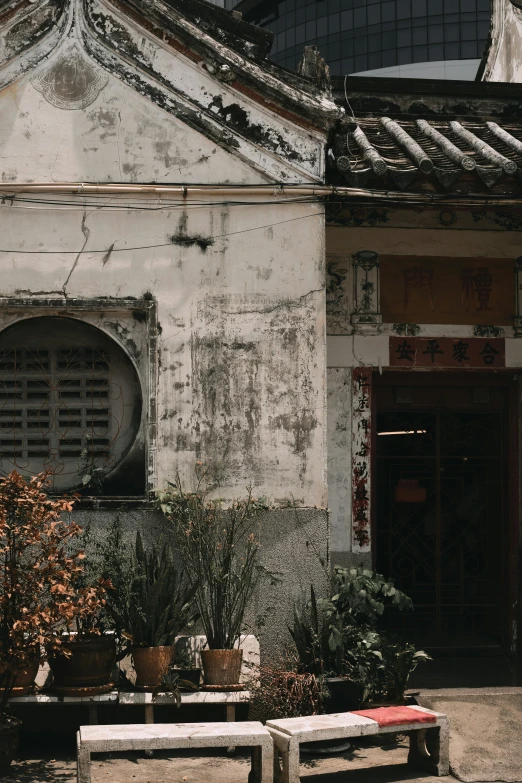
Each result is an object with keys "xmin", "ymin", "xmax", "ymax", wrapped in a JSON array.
[{"xmin": 352, "ymin": 707, "xmax": 436, "ymax": 727}]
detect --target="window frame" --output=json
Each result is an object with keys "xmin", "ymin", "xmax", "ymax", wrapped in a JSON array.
[{"xmin": 0, "ymin": 298, "xmax": 157, "ymax": 507}]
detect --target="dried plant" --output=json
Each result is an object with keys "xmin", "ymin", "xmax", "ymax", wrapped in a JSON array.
[
  {"xmin": 0, "ymin": 471, "xmax": 107, "ymax": 713},
  {"xmin": 248, "ymin": 661, "xmax": 327, "ymax": 723}
]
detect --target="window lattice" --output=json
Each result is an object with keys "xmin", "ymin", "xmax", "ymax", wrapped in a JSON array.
[
  {"xmin": 0, "ymin": 318, "xmax": 142, "ymax": 491},
  {"xmin": 0, "ymin": 347, "xmax": 112, "ymax": 463}
]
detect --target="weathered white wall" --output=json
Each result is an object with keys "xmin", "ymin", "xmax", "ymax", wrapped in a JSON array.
[
  {"xmin": 327, "ymin": 368, "xmax": 351, "ymax": 560},
  {"xmin": 481, "ymin": 0, "xmax": 522, "ymax": 83},
  {"xmin": 0, "ymin": 72, "xmax": 267, "ymax": 185},
  {"xmin": 0, "ymin": 197, "xmax": 326, "ymax": 505}
]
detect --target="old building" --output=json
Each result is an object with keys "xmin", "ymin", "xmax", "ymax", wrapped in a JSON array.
[
  {"xmin": 326, "ymin": 63, "xmax": 522, "ymax": 655},
  {"xmin": 0, "ymin": 0, "xmax": 341, "ymax": 656},
  {"xmin": 1, "ymin": 0, "xmax": 522, "ymax": 663}
]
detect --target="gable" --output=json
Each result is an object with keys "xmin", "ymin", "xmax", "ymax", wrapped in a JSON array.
[
  {"xmin": 0, "ymin": 0, "xmax": 342, "ymax": 184},
  {"xmin": 0, "ymin": 59, "xmax": 269, "ymax": 184}
]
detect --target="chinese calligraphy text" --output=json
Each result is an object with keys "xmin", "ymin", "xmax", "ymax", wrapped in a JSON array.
[
  {"xmin": 352, "ymin": 368, "xmax": 372, "ymax": 551},
  {"xmin": 390, "ymin": 337, "xmax": 505, "ymax": 368}
]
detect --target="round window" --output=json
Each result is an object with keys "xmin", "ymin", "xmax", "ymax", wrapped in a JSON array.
[{"xmin": 0, "ymin": 317, "xmax": 142, "ymax": 491}]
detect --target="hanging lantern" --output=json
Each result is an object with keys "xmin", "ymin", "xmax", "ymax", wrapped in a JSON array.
[{"xmin": 394, "ymin": 479, "xmax": 426, "ymax": 503}]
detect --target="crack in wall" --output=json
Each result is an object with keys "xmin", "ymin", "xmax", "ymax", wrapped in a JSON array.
[
  {"xmin": 205, "ymin": 287, "xmax": 324, "ymax": 316},
  {"xmin": 62, "ymin": 211, "xmax": 91, "ymax": 296}
]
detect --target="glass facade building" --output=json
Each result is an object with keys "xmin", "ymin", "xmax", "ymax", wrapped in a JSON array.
[{"xmin": 223, "ymin": 0, "xmax": 491, "ymax": 79}]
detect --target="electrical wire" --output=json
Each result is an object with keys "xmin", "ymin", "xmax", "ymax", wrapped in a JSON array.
[
  {"xmin": 0, "ymin": 210, "xmax": 324, "ymax": 254},
  {"xmin": 0, "ymin": 194, "xmax": 324, "ymax": 212}
]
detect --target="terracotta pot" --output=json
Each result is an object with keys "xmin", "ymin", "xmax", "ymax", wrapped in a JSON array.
[
  {"xmin": 0, "ymin": 645, "xmax": 40, "ymax": 697},
  {"xmin": 0, "ymin": 719, "xmax": 20, "ymax": 774},
  {"xmin": 132, "ymin": 646, "xmax": 176, "ymax": 691},
  {"xmin": 200, "ymin": 649, "xmax": 243, "ymax": 686},
  {"xmin": 48, "ymin": 635, "xmax": 116, "ymax": 693}
]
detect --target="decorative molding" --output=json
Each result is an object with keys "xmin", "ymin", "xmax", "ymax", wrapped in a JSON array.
[
  {"xmin": 472, "ymin": 325, "xmax": 504, "ymax": 338},
  {"xmin": 438, "ymin": 210, "xmax": 457, "ymax": 227},
  {"xmin": 351, "ymin": 251, "xmax": 381, "ymax": 327},
  {"xmin": 393, "ymin": 323, "xmax": 421, "ymax": 337},
  {"xmin": 31, "ymin": 42, "xmax": 108, "ymax": 110}
]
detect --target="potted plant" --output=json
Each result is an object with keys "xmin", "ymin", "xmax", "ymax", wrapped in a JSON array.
[
  {"xmin": 170, "ymin": 646, "xmax": 202, "ymax": 689},
  {"xmin": 290, "ymin": 566, "xmax": 430, "ymax": 713},
  {"xmin": 47, "ymin": 585, "xmax": 114, "ymax": 696},
  {"xmin": 290, "ymin": 586, "xmax": 366, "ymax": 713},
  {"xmin": 249, "ymin": 659, "xmax": 327, "ymax": 723},
  {"xmin": 0, "ymin": 470, "xmax": 102, "ymax": 771},
  {"xmin": 105, "ymin": 532, "xmax": 199, "ymax": 691},
  {"xmin": 318, "ymin": 566, "xmax": 431, "ymax": 706},
  {"xmin": 158, "ymin": 474, "xmax": 272, "ymax": 688}
]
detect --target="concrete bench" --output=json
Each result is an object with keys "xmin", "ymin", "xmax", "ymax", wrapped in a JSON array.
[
  {"xmin": 267, "ymin": 705, "xmax": 449, "ymax": 783},
  {"xmin": 76, "ymin": 721, "xmax": 273, "ymax": 783}
]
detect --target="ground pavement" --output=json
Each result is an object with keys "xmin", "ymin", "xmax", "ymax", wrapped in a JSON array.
[{"xmin": 7, "ymin": 738, "xmax": 458, "ymax": 783}]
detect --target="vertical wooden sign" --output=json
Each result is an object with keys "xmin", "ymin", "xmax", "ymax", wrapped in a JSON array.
[{"xmin": 352, "ymin": 367, "xmax": 372, "ymax": 552}]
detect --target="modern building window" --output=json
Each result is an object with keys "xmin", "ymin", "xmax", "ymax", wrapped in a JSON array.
[
  {"xmin": 228, "ymin": 0, "xmax": 490, "ymax": 78},
  {"xmin": 0, "ymin": 316, "xmax": 142, "ymax": 493}
]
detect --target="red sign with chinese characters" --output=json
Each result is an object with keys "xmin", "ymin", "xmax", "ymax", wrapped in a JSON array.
[{"xmin": 390, "ymin": 337, "xmax": 505, "ymax": 368}]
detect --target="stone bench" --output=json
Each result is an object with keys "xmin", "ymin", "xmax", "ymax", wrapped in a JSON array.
[
  {"xmin": 76, "ymin": 721, "xmax": 273, "ymax": 783},
  {"xmin": 266, "ymin": 705, "xmax": 449, "ymax": 783}
]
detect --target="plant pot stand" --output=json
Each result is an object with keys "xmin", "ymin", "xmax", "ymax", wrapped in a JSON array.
[
  {"xmin": 51, "ymin": 682, "xmax": 114, "ymax": 698},
  {"xmin": 201, "ymin": 684, "xmax": 245, "ymax": 692}
]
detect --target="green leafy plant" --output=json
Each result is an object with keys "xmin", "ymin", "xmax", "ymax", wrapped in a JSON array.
[
  {"xmin": 158, "ymin": 474, "xmax": 277, "ymax": 650},
  {"xmin": 290, "ymin": 566, "xmax": 430, "ymax": 703},
  {"xmin": 289, "ymin": 586, "xmax": 332, "ymax": 677},
  {"xmin": 106, "ymin": 532, "xmax": 199, "ymax": 648},
  {"xmin": 157, "ymin": 666, "xmax": 199, "ymax": 702}
]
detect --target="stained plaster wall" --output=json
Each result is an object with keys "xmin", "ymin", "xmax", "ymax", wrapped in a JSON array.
[
  {"xmin": 480, "ymin": 0, "xmax": 522, "ymax": 83},
  {"xmin": 0, "ymin": 69, "xmax": 268, "ymax": 184},
  {"xmin": 0, "ymin": 193, "xmax": 328, "ymax": 655},
  {"xmin": 0, "ymin": 10, "xmax": 333, "ymax": 653},
  {"xmin": 325, "ymin": 209, "xmax": 522, "ymax": 572}
]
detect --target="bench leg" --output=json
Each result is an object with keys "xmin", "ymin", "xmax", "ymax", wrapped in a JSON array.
[
  {"xmin": 280, "ymin": 738, "xmax": 300, "ymax": 783},
  {"xmin": 76, "ymin": 732, "xmax": 91, "ymax": 783},
  {"xmin": 88, "ymin": 704, "xmax": 98, "ymax": 725},
  {"xmin": 144, "ymin": 704, "xmax": 154, "ymax": 759},
  {"xmin": 408, "ymin": 720, "xmax": 450, "ymax": 777},
  {"xmin": 226, "ymin": 705, "xmax": 236, "ymax": 754},
  {"xmin": 249, "ymin": 743, "xmax": 274, "ymax": 783},
  {"xmin": 273, "ymin": 745, "xmax": 283, "ymax": 783}
]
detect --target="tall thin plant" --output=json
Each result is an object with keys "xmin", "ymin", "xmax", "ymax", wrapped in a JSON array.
[
  {"xmin": 158, "ymin": 474, "xmax": 273, "ymax": 650},
  {"xmin": 105, "ymin": 531, "xmax": 199, "ymax": 648}
]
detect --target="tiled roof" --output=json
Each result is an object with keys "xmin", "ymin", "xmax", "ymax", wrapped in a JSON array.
[{"xmin": 330, "ymin": 118, "xmax": 522, "ymax": 192}]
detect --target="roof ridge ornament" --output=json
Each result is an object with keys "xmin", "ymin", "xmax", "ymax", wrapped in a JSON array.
[
  {"xmin": 352, "ymin": 127, "xmax": 387, "ymax": 176},
  {"xmin": 416, "ymin": 120, "xmax": 475, "ymax": 171},
  {"xmin": 449, "ymin": 121, "xmax": 517, "ymax": 174},
  {"xmin": 380, "ymin": 117, "xmax": 433, "ymax": 174}
]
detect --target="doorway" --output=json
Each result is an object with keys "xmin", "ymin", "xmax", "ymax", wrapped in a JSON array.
[{"xmin": 375, "ymin": 373, "xmax": 517, "ymax": 654}]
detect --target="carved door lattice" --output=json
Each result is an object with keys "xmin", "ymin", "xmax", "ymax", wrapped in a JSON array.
[{"xmin": 376, "ymin": 395, "xmax": 507, "ymax": 651}]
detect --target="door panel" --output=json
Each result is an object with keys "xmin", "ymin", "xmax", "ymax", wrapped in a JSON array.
[{"xmin": 375, "ymin": 377, "xmax": 509, "ymax": 652}]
